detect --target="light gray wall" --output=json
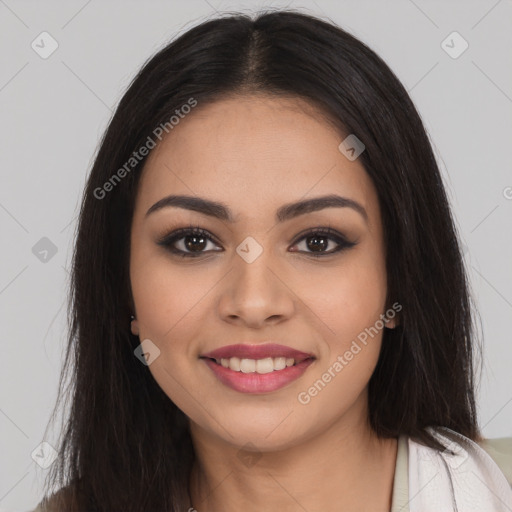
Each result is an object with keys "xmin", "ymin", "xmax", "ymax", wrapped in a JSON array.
[{"xmin": 1, "ymin": 1, "xmax": 511, "ymax": 510}]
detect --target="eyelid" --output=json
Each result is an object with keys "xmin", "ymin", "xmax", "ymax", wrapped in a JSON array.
[
  {"xmin": 156, "ymin": 224, "xmax": 220, "ymax": 245},
  {"xmin": 289, "ymin": 226, "xmax": 350, "ymax": 246}
]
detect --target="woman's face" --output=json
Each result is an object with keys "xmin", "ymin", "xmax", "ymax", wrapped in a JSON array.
[{"xmin": 129, "ymin": 94, "xmax": 396, "ymax": 451}]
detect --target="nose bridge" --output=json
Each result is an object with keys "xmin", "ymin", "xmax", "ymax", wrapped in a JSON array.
[
  {"xmin": 233, "ymin": 238, "xmax": 279, "ymax": 299},
  {"xmin": 217, "ymin": 236, "xmax": 295, "ymax": 325}
]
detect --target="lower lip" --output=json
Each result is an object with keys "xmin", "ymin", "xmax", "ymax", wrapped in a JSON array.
[{"xmin": 201, "ymin": 358, "xmax": 315, "ymax": 394}]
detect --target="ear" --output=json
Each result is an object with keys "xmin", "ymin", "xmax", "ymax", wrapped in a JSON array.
[
  {"xmin": 384, "ymin": 303, "xmax": 401, "ymax": 329},
  {"xmin": 131, "ymin": 318, "xmax": 140, "ymax": 336},
  {"xmin": 385, "ymin": 316, "xmax": 399, "ymax": 329}
]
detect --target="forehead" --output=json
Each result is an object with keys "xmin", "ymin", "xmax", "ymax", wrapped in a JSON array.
[{"xmin": 135, "ymin": 95, "xmax": 378, "ymax": 224}]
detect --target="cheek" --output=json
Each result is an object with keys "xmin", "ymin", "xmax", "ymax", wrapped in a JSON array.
[
  {"xmin": 300, "ymin": 252, "xmax": 388, "ymax": 343},
  {"xmin": 130, "ymin": 247, "xmax": 210, "ymax": 340},
  {"xmin": 296, "ymin": 266, "xmax": 387, "ymax": 416},
  {"xmin": 130, "ymin": 254, "xmax": 211, "ymax": 411},
  {"xmin": 295, "ymin": 256, "xmax": 388, "ymax": 411}
]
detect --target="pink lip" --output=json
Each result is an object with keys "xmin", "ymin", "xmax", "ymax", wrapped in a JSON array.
[
  {"xmin": 200, "ymin": 343, "xmax": 315, "ymax": 394},
  {"xmin": 201, "ymin": 343, "xmax": 313, "ymax": 361},
  {"xmin": 202, "ymin": 358, "xmax": 314, "ymax": 394}
]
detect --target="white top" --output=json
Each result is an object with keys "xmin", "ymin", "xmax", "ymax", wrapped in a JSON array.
[{"xmin": 392, "ymin": 427, "xmax": 512, "ymax": 511}]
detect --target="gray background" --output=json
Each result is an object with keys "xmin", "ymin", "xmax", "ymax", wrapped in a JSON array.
[{"xmin": 1, "ymin": 1, "xmax": 511, "ymax": 510}]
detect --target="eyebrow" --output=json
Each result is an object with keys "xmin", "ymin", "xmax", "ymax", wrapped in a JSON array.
[{"xmin": 145, "ymin": 194, "xmax": 368, "ymax": 224}]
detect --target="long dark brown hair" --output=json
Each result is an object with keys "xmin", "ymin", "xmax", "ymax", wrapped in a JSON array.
[{"xmin": 39, "ymin": 9, "xmax": 482, "ymax": 511}]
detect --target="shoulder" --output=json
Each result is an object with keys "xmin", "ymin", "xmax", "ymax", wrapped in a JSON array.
[
  {"xmin": 478, "ymin": 436, "xmax": 512, "ymax": 487},
  {"xmin": 405, "ymin": 427, "xmax": 512, "ymax": 510},
  {"xmin": 422, "ymin": 426, "xmax": 512, "ymax": 488}
]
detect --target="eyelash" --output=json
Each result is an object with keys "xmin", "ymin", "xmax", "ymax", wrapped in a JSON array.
[{"xmin": 156, "ymin": 224, "xmax": 357, "ymax": 259}]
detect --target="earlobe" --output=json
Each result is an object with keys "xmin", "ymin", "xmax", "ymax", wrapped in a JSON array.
[
  {"xmin": 385, "ymin": 314, "xmax": 400, "ymax": 329},
  {"xmin": 386, "ymin": 318, "xmax": 397, "ymax": 329},
  {"xmin": 131, "ymin": 318, "xmax": 140, "ymax": 336},
  {"xmin": 383, "ymin": 300, "xmax": 401, "ymax": 329}
]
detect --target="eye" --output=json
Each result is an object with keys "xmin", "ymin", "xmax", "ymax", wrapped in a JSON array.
[
  {"xmin": 156, "ymin": 225, "xmax": 222, "ymax": 258},
  {"xmin": 290, "ymin": 227, "xmax": 357, "ymax": 258},
  {"xmin": 156, "ymin": 225, "xmax": 357, "ymax": 259}
]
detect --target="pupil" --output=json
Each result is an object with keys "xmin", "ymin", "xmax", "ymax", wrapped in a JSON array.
[
  {"xmin": 307, "ymin": 235, "xmax": 327, "ymax": 252},
  {"xmin": 185, "ymin": 235, "xmax": 207, "ymax": 252}
]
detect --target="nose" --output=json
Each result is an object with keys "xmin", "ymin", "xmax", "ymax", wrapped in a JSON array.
[{"xmin": 216, "ymin": 250, "xmax": 296, "ymax": 329}]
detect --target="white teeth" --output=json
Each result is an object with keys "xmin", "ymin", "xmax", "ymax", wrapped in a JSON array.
[
  {"xmin": 218, "ymin": 356, "xmax": 298, "ymax": 373},
  {"xmin": 240, "ymin": 359, "xmax": 256, "ymax": 373},
  {"xmin": 228, "ymin": 357, "xmax": 241, "ymax": 372},
  {"xmin": 255, "ymin": 357, "xmax": 274, "ymax": 374},
  {"xmin": 274, "ymin": 357, "xmax": 286, "ymax": 370}
]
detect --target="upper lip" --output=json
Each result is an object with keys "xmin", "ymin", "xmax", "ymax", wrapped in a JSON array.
[{"xmin": 201, "ymin": 343, "xmax": 314, "ymax": 361}]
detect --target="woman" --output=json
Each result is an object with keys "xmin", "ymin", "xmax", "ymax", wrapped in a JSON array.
[{"xmin": 34, "ymin": 9, "xmax": 512, "ymax": 512}]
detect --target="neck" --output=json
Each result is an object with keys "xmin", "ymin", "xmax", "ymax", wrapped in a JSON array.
[{"xmin": 188, "ymin": 412, "xmax": 398, "ymax": 512}]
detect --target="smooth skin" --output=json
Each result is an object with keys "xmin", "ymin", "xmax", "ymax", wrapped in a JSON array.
[{"xmin": 130, "ymin": 94, "xmax": 399, "ymax": 512}]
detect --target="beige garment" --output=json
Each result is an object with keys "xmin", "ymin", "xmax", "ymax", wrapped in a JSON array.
[
  {"xmin": 31, "ymin": 436, "xmax": 512, "ymax": 512},
  {"xmin": 391, "ymin": 435, "xmax": 512, "ymax": 512}
]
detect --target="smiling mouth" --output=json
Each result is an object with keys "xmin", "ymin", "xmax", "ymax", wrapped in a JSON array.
[{"xmin": 200, "ymin": 355, "xmax": 314, "ymax": 374}]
